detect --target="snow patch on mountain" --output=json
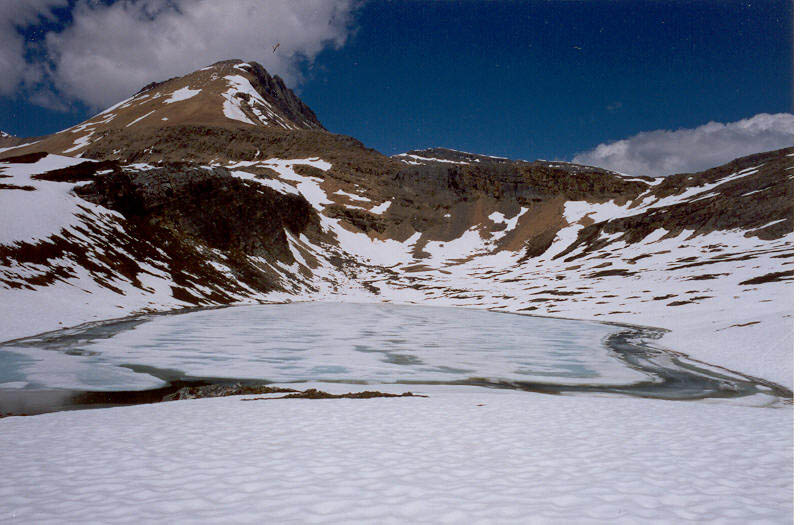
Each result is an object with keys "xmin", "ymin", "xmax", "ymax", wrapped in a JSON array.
[
  {"xmin": 394, "ymin": 153, "xmax": 470, "ymax": 165},
  {"xmin": 221, "ymin": 73, "xmax": 296, "ymax": 129},
  {"xmin": 333, "ymin": 189, "xmax": 371, "ymax": 202},
  {"xmin": 163, "ymin": 86, "xmax": 200, "ymax": 104},
  {"xmin": 125, "ymin": 110, "xmax": 156, "ymax": 127},
  {"xmin": 0, "ymin": 156, "xmax": 112, "ymax": 244},
  {"xmin": 221, "ymin": 79, "xmax": 255, "ymax": 125},
  {"xmin": 370, "ymin": 200, "xmax": 392, "ymax": 214}
]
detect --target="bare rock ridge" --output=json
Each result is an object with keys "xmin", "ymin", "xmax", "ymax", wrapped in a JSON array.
[
  {"xmin": 236, "ymin": 61, "xmax": 325, "ymax": 130},
  {"xmin": 0, "ymin": 131, "xmax": 29, "ymax": 149},
  {"xmin": 396, "ymin": 148, "xmax": 516, "ymax": 165},
  {"xmin": 0, "ymin": 60, "xmax": 793, "ymax": 387}
]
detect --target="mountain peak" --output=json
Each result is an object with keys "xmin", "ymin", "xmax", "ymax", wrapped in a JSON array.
[
  {"xmin": 226, "ymin": 61, "xmax": 324, "ymax": 130},
  {"xmin": 6, "ymin": 60, "xmax": 325, "ymax": 158},
  {"xmin": 114, "ymin": 59, "xmax": 325, "ymax": 131}
]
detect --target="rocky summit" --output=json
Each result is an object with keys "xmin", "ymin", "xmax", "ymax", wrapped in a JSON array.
[{"xmin": 0, "ymin": 60, "xmax": 793, "ymax": 387}]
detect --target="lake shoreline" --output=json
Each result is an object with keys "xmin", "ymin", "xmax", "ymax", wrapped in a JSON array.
[{"xmin": 0, "ymin": 303, "xmax": 790, "ymax": 417}]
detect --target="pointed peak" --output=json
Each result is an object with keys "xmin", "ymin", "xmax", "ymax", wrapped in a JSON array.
[
  {"xmin": 31, "ymin": 59, "xmax": 328, "ymax": 157},
  {"xmin": 118, "ymin": 59, "xmax": 325, "ymax": 131}
]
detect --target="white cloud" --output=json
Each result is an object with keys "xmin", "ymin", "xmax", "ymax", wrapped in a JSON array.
[
  {"xmin": 28, "ymin": 0, "xmax": 357, "ymax": 109},
  {"xmin": 572, "ymin": 113, "xmax": 794, "ymax": 176},
  {"xmin": 0, "ymin": 0, "xmax": 67, "ymax": 94}
]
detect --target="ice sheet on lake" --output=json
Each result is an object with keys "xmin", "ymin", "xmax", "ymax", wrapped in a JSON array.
[{"xmin": 0, "ymin": 303, "xmax": 647, "ymax": 391}]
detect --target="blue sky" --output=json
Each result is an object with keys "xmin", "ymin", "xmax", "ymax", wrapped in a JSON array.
[
  {"xmin": 0, "ymin": 0, "xmax": 793, "ymax": 173},
  {"xmin": 302, "ymin": 0, "xmax": 792, "ymax": 161}
]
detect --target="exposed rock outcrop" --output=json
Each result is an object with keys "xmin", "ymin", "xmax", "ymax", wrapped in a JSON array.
[
  {"xmin": 236, "ymin": 61, "xmax": 325, "ymax": 130},
  {"xmin": 75, "ymin": 163, "xmax": 320, "ymax": 263}
]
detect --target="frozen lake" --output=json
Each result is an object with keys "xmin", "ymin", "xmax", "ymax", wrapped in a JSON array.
[{"xmin": 0, "ymin": 303, "xmax": 787, "ymax": 413}]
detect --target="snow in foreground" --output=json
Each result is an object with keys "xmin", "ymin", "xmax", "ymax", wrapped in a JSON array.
[{"xmin": 0, "ymin": 384, "xmax": 791, "ymax": 524}]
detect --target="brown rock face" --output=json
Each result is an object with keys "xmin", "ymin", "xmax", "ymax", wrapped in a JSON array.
[
  {"xmin": 75, "ymin": 163, "xmax": 319, "ymax": 262},
  {"xmin": 392, "ymin": 161, "xmax": 646, "ymax": 203},
  {"xmin": 80, "ymin": 125, "xmax": 375, "ymax": 165}
]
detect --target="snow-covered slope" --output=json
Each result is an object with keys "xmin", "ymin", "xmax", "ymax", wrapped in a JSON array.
[
  {"xmin": 0, "ymin": 147, "xmax": 792, "ymax": 388},
  {"xmin": 0, "ymin": 61, "xmax": 793, "ymax": 389}
]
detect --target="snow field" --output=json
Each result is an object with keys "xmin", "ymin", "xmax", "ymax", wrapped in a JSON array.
[
  {"xmin": 0, "ymin": 384, "xmax": 791, "ymax": 524},
  {"xmin": 0, "ymin": 155, "xmax": 118, "ymax": 244}
]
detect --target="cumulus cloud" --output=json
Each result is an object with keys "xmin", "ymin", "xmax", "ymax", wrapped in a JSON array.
[
  {"xmin": 8, "ymin": 0, "xmax": 357, "ymax": 109},
  {"xmin": 0, "ymin": 0, "xmax": 67, "ymax": 94},
  {"xmin": 572, "ymin": 113, "xmax": 794, "ymax": 176}
]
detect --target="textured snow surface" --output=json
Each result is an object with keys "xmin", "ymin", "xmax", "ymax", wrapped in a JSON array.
[
  {"xmin": 221, "ymin": 75, "xmax": 256, "ymax": 125},
  {"xmin": 0, "ymin": 386, "xmax": 791, "ymax": 524}
]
